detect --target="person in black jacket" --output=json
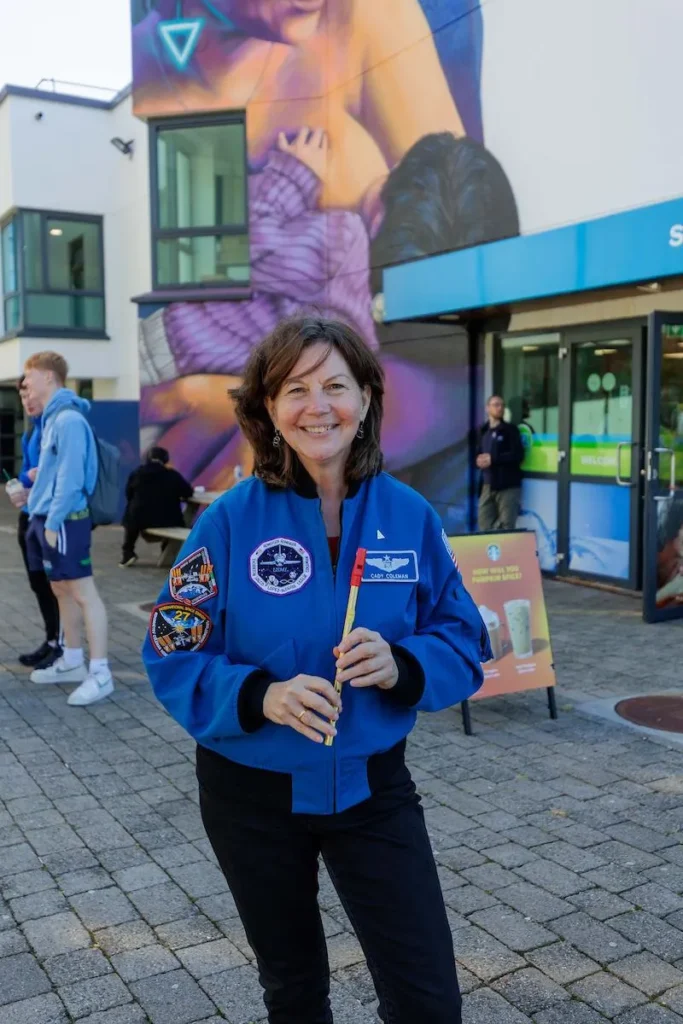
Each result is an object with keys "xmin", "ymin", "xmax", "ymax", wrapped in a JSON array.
[
  {"xmin": 476, "ymin": 395, "xmax": 525, "ymax": 531},
  {"xmin": 119, "ymin": 447, "xmax": 193, "ymax": 567}
]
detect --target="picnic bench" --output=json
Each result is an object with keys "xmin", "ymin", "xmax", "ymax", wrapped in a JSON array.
[{"xmin": 143, "ymin": 490, "xmax": 225, "ymax": 567}]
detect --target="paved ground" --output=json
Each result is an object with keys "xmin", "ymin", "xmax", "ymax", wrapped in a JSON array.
[{"xmin": 1, "ymin": 504, "xmax": 683, "ymax": 1024}]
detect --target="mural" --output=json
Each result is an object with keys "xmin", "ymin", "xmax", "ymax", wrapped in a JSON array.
[{"xmin": 132, "ymin": 0, "xmax": 519, "ymax": 533}]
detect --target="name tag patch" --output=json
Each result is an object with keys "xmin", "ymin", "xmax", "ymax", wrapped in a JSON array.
[
  {"xmin": 250, "ymin": 537, "xmax": 312, "ymax": 596},
  {"xmin": 362, "ymin": 550, "xmax": 418, "ymax": 583},
  {"xmin": 169, "ymin": 546, "xmax": 217, "ymax": 606}
]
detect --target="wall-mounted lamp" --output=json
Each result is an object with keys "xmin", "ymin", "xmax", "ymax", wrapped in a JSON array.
[
  {"xmin": 49, "ymin": 228, "xmax": 63, "ymax": 237},
  {"xmin": 110, "ymin": 137, "xmax": 135, "ymax": 157}
]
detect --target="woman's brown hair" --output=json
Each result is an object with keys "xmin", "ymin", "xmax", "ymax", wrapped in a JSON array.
[{"xmin": 231, "ymin": 316, "xmax": 384, "ymax": 488}]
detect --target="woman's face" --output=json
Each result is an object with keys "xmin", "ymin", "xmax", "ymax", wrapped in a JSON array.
[
  {"xmin": 230, "ymin": 0, "xmax": 325, "ymax": 44},
  {"xmin": 267, "ymin": 342, "xmax": 369, "ymax": 476}
]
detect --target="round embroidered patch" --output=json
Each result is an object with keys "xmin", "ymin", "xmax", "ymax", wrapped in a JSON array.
[
  {"xmin": 149, "ymin": 603, "xmax": 212, "ymax": 656},
  {"xmin": 249, "ymin": 537, "xmax": 312, "ymax": 596}
]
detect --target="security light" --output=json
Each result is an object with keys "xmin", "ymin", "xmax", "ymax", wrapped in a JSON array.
[{"xmin": 110, "ymin": 137, "xmax": 135, "ymax": 156}]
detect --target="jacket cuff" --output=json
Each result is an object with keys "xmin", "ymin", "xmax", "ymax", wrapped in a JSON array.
[
  {"xmin": 237, "ymin": 670, "xmax": 275, "ymax": 733},
  {"xmin": 385, "ymin": 645, "xmax": 426, "ymax": 708}
]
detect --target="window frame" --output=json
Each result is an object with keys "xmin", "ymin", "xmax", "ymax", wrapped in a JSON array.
[
  {"xmin": 0, "ymin": 208, "xmax": 107, "ymax": 340},
  {"xmin": 148, "ymin": 113, "xmax": 250, "ymax": 294},
  {"xmin": 1, "ymin": 217, "xmax": 21, "ymax": 335}
]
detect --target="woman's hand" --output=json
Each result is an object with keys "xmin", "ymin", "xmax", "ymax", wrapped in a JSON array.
[
  {"xmin": 335, "ymin": 628, "xmax": 399, "ymax": 691},
  {"xmin": 263, "ymin": 674, "xmax": 341, "ymax": 744}
]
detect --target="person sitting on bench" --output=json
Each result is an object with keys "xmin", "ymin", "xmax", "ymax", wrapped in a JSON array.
[{"xmin": 120, "ymin": 447, "xmax": 193, "ymax": 567}]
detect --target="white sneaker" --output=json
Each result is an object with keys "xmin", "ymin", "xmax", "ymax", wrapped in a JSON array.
[
  {"xmin": 31, "ymin": 658, "xmax": 87, "ymax": 685},
  {"xmin": 67, "ymin": 670, "xmax": 114, "ymax": 707}
]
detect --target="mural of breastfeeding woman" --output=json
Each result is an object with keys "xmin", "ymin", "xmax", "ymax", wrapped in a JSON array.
[{"xmin": 133, "ymin": 0, "xmax": 518, "ymax": 529}]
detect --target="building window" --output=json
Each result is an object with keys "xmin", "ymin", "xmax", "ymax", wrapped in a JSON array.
[
  {"xmin": 1, "ymin": 220, "xmax": 20, "ymax": 333},
  {"xmin": 150, "ymin": 117, "xmax": 249, "ymax": 290},
  {"xmin": 0, "ymin": 210, "xmax": 105, "ymax": 337}
]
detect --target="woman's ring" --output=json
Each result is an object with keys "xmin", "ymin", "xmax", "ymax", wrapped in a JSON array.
[{"xmin": 298, "ymin": 710, "xmax": 307, "ymax": 722}]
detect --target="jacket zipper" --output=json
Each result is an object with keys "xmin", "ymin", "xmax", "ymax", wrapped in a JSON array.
[{"xmin": 324, "ymin": 500, "xmax": 345, "ymax": 815}]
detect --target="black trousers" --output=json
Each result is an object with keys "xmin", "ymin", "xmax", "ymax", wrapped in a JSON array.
[
  {"xmin": 122, "ymin": 526, "xmax": 140, "ymax": 559},
  {"xmin": 17, "ymin": 512, "xmax": 60, "ymax": 643},
  {"xmin": 198, "ymin": 755, "xmax": 461, "ymax": 1024}
]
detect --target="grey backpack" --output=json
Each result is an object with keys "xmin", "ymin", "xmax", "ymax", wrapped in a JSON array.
[{"xmin": 55, "ymin": 409, "xmax": 121, "ymax": 526}]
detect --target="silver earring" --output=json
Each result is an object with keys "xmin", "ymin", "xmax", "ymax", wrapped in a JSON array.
[
  {"xmin": 273, "ymin": 429, "xmax": 282, "ymax": 448},
  {"xmin": 356, "ymin": 422, "xmax": 365, "ymax": 439}
]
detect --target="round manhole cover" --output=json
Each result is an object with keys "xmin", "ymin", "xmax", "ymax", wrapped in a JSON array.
[{"xmin": 615, "ymin": 695, "xmax": 683, "ymax": 734}]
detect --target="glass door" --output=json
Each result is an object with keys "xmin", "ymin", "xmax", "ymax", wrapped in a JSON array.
[
  {"xmin": 499, "ymin": 334, "xmax": 561, "ymax": 573},
  {"xmin": 559, "ymin": 326, "xmax": 643, "ymax": 587},
  {"xmin": 643, "ymin": 313, "xmax": 683, "ymax": 622}
]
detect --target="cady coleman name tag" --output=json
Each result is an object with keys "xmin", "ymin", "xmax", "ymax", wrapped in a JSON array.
[{"xmin": 361, "ymin": 550, "xmax": 419, "ymax": 583}]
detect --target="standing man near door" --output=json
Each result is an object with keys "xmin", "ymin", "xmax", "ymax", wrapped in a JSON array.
[{"xmin": 476, "ymin": 395, "xmax": 525, "ymax": 531}]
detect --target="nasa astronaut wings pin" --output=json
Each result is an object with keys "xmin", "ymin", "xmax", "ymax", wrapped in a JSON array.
[{"xmin": 250, "ymin": 537, "xmax": 312, "ymax": 595}]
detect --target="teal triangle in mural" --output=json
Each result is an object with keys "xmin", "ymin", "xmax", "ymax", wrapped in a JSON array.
[{"xmin": 158, "ymin": 18, "xmax": 205, "ymax": 71}]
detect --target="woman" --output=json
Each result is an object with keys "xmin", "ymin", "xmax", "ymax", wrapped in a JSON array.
[{"xmin": 142, "ymin": 316, "xmax": 491, "ymax": 1023}]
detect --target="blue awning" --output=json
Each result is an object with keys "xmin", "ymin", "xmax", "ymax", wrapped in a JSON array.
[{"xmin": 383, "ymin": 196, "xmax": 683, "ymax": 321}]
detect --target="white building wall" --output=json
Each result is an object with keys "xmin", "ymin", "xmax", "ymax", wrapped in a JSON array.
[
  {"xmin": 482, "ymin": 0, "xmax": 683, "ymax": 236},
  {"xmin": 0, "ymin": 89, "xmax": 149, "ymax": 398}
]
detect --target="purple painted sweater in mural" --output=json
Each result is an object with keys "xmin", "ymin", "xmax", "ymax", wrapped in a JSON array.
[{"xmin": 140, "ymin": 151, "xmax": 377, "ymax": 388}]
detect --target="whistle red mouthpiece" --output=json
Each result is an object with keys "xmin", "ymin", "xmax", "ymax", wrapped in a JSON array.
[{"xmin": 350, "ymin": 548, "xmax": 366, "ymax": 587}]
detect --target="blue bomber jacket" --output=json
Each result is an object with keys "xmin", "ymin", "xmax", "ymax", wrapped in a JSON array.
[{"xmin": 142, "ymin": 471, "xmax": 491, "ymax": 815}]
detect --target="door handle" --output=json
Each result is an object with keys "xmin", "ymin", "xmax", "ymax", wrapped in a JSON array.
[
  {"xmin": 616, "ymin": 441, "xmax": 635, "ymax": 487},
  {"xmin": 652, "ymin": 446, "xmax": 677, "ymax": 501}
]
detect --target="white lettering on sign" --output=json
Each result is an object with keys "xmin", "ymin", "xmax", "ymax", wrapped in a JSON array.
[{"xmin": 669, "ymin": 224, "xmax": 683, "ymax": 248}]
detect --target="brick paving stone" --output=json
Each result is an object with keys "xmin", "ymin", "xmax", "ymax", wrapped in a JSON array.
[
  {"xmin": 491, "ymin": 967, "xmax": 569, "ymax": 1014},
  {"xmin": 461, "ymin": 863, "xmax": 521, "ymax": 891},
  {"xmin": 583, "ymin": 865, "xmax": 647, "ymax": 894},
  {"xmin": 2, "ymin": 869, "xmax": 57, "ymax": 899},
  {"xmin": 127, "ymin": 882, "xmax": 194, "ymax": 926},
  {"xmin": 646, "ymin": 864, "xmax": 683, "ymax": 894},
  {"xmin": 94, "ymin": 920, "xmax": 155, "ymax": 956},
  {"xmin": 0, "ymin": 929, "xmax": 29, "ymax": 957},
  {"xmin": 0, "ymin": 992, "xmax": 69, "ymax": 1024},
  {"xmin": 155, "ymin": 915, "xmax": 223, "ymax": 950},
  {"xmin": 55, "ymin": 867, "xmax": 113, "ymax": 897},
  {"xmin": 613, "ymin": 1006, "xmax": 683, "ymax": 1023},
  {"xmin": 549, "ymin": 913, "xmax": 641, "ymax": 963},
  {"xmin": 58, "ymin": 974, "xmax": 132, "ymax": 1018},
  {"xmin": 9, "ymin": 888, "xmax": 67, "ymax": 923},
  {"xmin": 23, "ymin": 911, "xmax": 91, "ymax": 957},
  {"xmin": 514, "ymin": 860, "xmax": 593, "ymax": 898},
  {"xmin": 659, "ymin": 985, "xmax": 683, "ymax": 1015},
  {"xmin": 569, "ymin": 971, "xmax": 646, "ymax": 1016},
  {"xmin": 539, "ymin": 842, "xmax": 608, "ymax": 874},
  {"xmin": 607, "ymin": 824, "xmax": 679, "ymax": 853},
  {"xmin": 200, "ymin": 965, "xmax": 265, "ymax": 1023},
  {"xmin": 165, "ymin": 861, "xmax": 228, "ymax": 899},
  {"xmin": 495, "ymin": 881, "xmax": 574, "ymax": 923},
  {"xmin": 526, "ymin": 941, "xmax": 600, "ymax": 985},
  {"xmin": 461, "ymin": 986, "xmax": 533, "ymax": 1023},
  {"xmin": 70, "ymin": 888, "xmax": 137, "ymax": 931},
  {"xmin": 623, "ymin": 883, "xmax": 683, "ymax": 916},
  {"xmin": 454, "ymin": 925, "xmax": 526, "ymax": 982},
  {"xmin": 131, "ymin": 967, "xmax": 217, "ymax": 1024},
  {"xmin": 469, "ymin": 906, "xmax": 556, "ymax": 952},
  {"xmin": 111, "ymin": 863, "xmax": 169, "ymax": 892},
  {"xmin": 42, "ymin": 949, "xmax": 113, "ymax": 986},
  {"xmin": 0, "ymin": 843, "xmax": 42, "ymax": 878},
  {"xmin": 568, "ymin": 889, "xmax": 635, "ymax": 921},
  {"xmin": 481, "ymin": 843, "xmax": 539, "ymax": 869},
  {"xmin": 607, "ymin": 911, "xmax": 683, "ymax": 962},
  {"xmin": 175, "ymin": 938, "xmax": 248, "ymax": 978},
  {"xmin": 446, "ymin": 884, "xmax": 500, "ymax": 915},
  {"xmin": 0, "ymin": 952, "xmax": 51, "ymax": 1005},
  {"xmin": 534, "ymin": 1003, "xmax": 611, "ymax": 1023},
  {"xmin": 111, "ymin": 943, "xmax": 180, "ymax": 982},
  {"xmin": 76, "ymin": 1007, "xmax": 148, "ymax": 1024},
  {"xmin": 610, "ymin": 952, "xmax": 683, "ymax": 997},
  {"xmin": 591, "ymin": 842, "xmax": 665, "ymax": 872},
  {"xmin": 435, "ymin": 846, "xmax": 487, "ymax": 871}
]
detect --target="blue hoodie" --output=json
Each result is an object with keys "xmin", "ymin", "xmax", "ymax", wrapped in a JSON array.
[
  {"xmin": 18, "ymin": 416, "xmax": 42, "ymax": 513},
  {"xmin": 27, "ymin": 388, "xmax": 97, "ymax": 532},
  {"xmin": 142, "ymin": 472, "xmax": 491, "ymax": 815}
]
